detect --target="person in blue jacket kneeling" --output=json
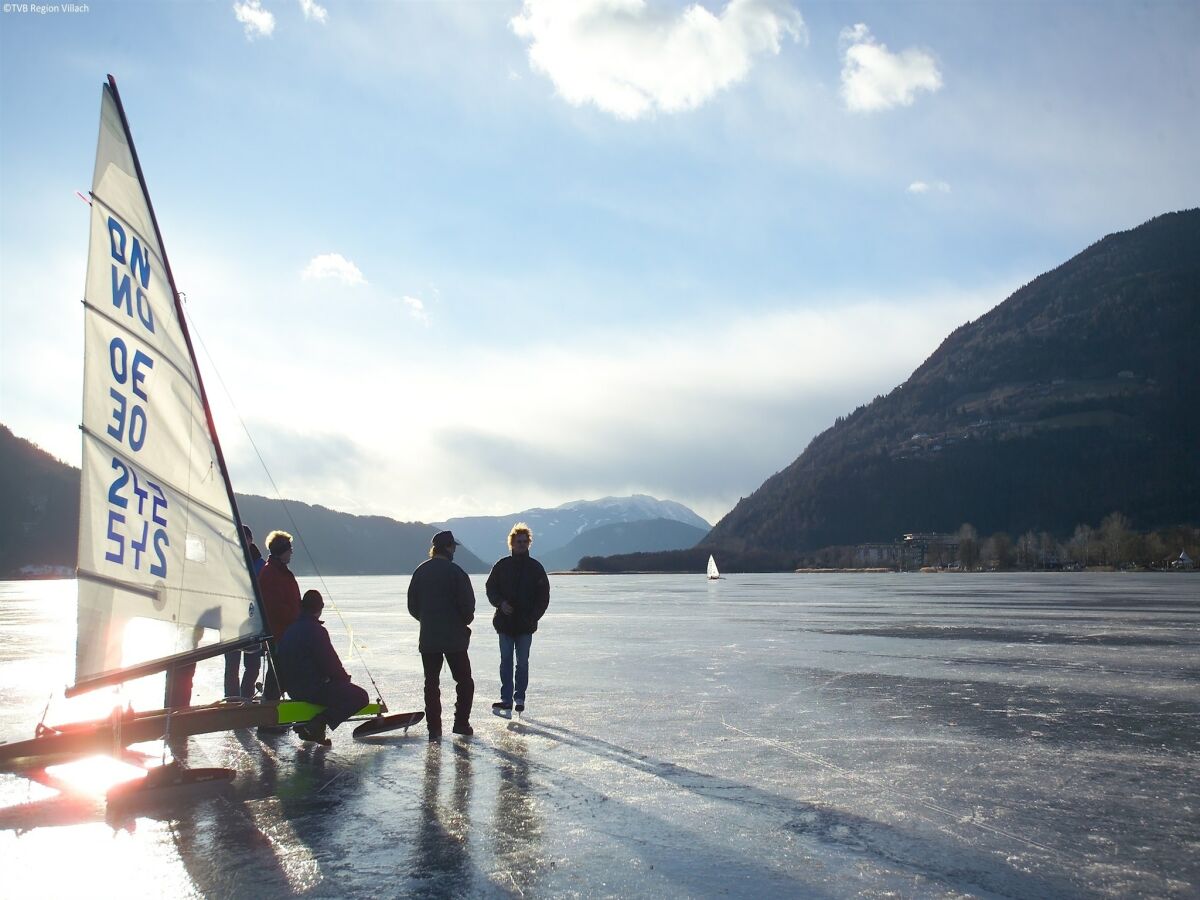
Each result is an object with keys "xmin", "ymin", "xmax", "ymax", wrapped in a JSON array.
[{"xmin": 277, "ymin": 589, "xmax": 368, "ymax": 745}]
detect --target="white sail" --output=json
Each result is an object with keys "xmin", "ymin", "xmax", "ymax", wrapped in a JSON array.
[
  {"xmin": 707, "ymin": 555, "xmax": 720, "ymax": 579},
  {"xmin": 74, "ymin": 79, "xmax": 265, "ymax": 692}
]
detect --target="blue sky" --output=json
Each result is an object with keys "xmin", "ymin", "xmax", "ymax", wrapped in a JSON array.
[{"xmin": 1, "ymin": 0, "xmax": 1197, "ymax": 525}]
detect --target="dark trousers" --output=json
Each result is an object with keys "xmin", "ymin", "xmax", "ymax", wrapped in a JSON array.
[
  {"xmin": 303, "ymin": 680, "xmax": 370, "ymax": 729},
  {"xmin": 164, "ymin": 663, "xmax": 195, "ymax": 709},
  {"xmin": 224, "ymin": 649, "xmax": 262, "ymax": 698},
  {"xmin": 421, "ymin": 650, "xmax": 473, "ymax": 732}
]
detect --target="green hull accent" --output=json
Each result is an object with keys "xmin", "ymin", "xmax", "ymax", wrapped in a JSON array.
[{"xmin": 274, "ymin": 701, "xmax": 383, "ymax": 725}]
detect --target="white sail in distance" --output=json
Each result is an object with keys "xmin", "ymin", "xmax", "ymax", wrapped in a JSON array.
[
  {"xmin": 74, "ymin": 78, "xmax": 265, "ymax": 693},
  {"xmin": 707, "ymin": 555, "xmax": 720, "ymax": 579}
]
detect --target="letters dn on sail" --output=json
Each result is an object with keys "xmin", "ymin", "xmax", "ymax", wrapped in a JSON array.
[{"xmin": 108, "ymin": 217, "xmax": 154, "ymax": 333}]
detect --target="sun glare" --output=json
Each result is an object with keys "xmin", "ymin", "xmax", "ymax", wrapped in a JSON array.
[{"xmin": 44, "ymin": 755, "xmax": 151, "ymax": 796}]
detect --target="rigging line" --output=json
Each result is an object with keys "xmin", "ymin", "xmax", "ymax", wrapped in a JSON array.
[
  {"xmin": 720, "ymin": 721, "xmax": 1072, "ymax": 861},
  {"xmin": 181, "ymin": 306, "xmax": 385, "ymax": 699}
]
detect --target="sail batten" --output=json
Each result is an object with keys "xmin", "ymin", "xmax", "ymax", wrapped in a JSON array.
[
  {"xmin": 81, "ymin": 426, "xmax": 237, "ymax": 525},
  {"xmin": 81, "ymin": 300, "xmax": 204, "ymax": 387},
  {"xmin": 74, "ymin": 77, "xmax": 266, "ymax": 693}
]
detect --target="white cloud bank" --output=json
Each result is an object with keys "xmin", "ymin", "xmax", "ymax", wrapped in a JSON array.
[
  {"xmin": 233, "ymin": 0, "xmax": 275, "ymax": 39},
  {"xmin": 302, "ymin": 253, "xmax": 366, "ymax": 285},
  {"xmin": 298, "ymin": 0, "xmax": 327, "ymax": 24},
  {"xmin": 511, "ymin": 0, "xmax": 805, "ymax": 120},
  {"xmin": 218, "ymin": 285, "xmax": 1004, "ymax": 525},
  {"xmin": 840, "ymin": 23, "xmax": 942, "ymax": 112}
]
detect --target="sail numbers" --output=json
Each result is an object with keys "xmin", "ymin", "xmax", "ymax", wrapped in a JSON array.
[
  {"xmin": 106, "ymin": 336, "xmax": 153, "ymax": 450},
  {"xmin": 101, "ymin": 214, "xmax": 167, "ymax": 577},
  {"xmin": 105, "ymin": 457, "xmax": 169, "ymax": 577}
]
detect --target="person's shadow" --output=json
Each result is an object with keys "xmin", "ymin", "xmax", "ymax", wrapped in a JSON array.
[
  {"xmin": 491, "ymin": 725, "xmax": 543, "ymax": 896},
  {"xmin": 410, "ymin": 740, "xmax": 475, "ymax": 890}
]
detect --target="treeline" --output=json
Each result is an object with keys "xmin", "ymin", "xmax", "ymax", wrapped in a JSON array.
[
  {"xmin": 577, "ymin": 547, "xmax": 793, "ymax": 574},
  {"xmin": 805, "ymin": 514, "xmax": 1200, "ymax": 572}
]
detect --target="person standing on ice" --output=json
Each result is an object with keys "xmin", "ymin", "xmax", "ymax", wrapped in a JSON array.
[
  {"xmin": 407, "ymin": 530, "xmax": 476, "ymax": 739},
  {"xmin": 259, "ymin": 529, "xmax": 302, "ymax": 715},
  {"xmin": 225, "ymin": 524, "xmax": 267, "ymax": 698},
  {"xmin": 486, "ymin": 522, "xmax": 550, "ymax": 715}
]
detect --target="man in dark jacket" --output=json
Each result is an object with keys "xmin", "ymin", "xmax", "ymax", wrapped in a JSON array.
[
  {"xmin": 407, "ymin": 531, "xmax": 476, "ymax": 739},
  {"xmin": 277, "ymin": 590, "xmax": 368, "ymax": 746},
  {"xmin": 486, "ymin": 522, "xmax": 550, "ymax": 715}
]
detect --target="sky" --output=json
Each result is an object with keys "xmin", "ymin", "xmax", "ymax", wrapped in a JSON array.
[{"xmin": 1, "ymin": 0, "xmax": 1197, "ymax": 527}]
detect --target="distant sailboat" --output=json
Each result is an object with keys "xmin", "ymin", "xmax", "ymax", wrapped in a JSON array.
[
  {"xmin": 707, "ymin": 555, "xmax": 722, "ymax": 580},
  {"xmin": 0, "ymin": 76, "xmax": 415, "ymax": 786}
]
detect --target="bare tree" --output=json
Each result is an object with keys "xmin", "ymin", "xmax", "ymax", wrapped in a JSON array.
[
  {"xmin": 957, "ymin": 523, "xmax": 980, "ymax": 571},
  {"xmin": 986, "ymin": 532, "xmax": 1014, "ymax": 570},
  {"xmin": 1069, "ymin": 524, "xmax": 1094, "ymax": 567},
  {"xmin": 1039, "ymin": 532, "xmax": 1059, "ymax": 568},
  {"xmin": 1017, "ymin": 531, "xmax": 1039, "ymax": 570},
  {"xmin": 1100, "ymin": 512, "xmax": 1132, "ymax": 567}
]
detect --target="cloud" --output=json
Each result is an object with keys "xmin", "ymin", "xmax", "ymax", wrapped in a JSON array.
[
  {"xmin": 511, "ymin": 0, "xmax": 805, "ymax": 120},
  {"xmin": 407, "ymin": 288, "xmax": 1004, "ymax": 523},
  {"xmin": 907, "ymin": 180, "xmax": 951, "ymax": 194},
  {"xmin": 840, "ymin": 23, "xmax": 942, "ymax": 113},
  {"xmin": 298, "ymin": 0, "xmax": 327, "ymax": 24},
  {"xmin": 233, "ymin": 0, "xmax": 275, "ymax": 39},
  {"xmin": 401, "ymin": 295, "xmax": 430, "ymax": 325},
  {"xmin": 185, "ymin": 276, "xmax": 1011, "ymax": 527},
  {"xmin": 301, "ymin": 253, "xmax": 366, "ymax": 285}
]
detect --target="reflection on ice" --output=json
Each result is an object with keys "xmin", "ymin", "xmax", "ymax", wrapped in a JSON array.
[
  {"xmin": 247, "ymin": 797, "xmax": 324, "ymax": 894},
  {"xmin": 413, "ymin": 743, "xmax": 473, "ymax": 889}
]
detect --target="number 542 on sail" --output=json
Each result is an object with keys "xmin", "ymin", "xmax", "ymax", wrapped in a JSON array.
[{"xmin": 106, "ymin": 456, "xmax": 169, "ymax": 577}]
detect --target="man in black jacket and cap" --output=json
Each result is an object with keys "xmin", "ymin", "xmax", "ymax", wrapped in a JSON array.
[
  {"xmin": 407, "ymin": 530, "xmax": 476, "ymax": 739},
  {"xmin": 486, "ymin": 522, "xmax": 550, "ymax": 715}
]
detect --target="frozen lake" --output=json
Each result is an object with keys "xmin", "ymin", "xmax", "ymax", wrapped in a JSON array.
[{"xmin": 1, "ymin": 573, "xmax": 1198, "ymax": 898}]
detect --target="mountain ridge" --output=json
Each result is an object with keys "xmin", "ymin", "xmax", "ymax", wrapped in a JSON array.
[
  {"xmin": 0, "ymin": 425, "xmax": 709, "ymax": 577},
  {"xmin": 441, "ymin": 494, "xmax": 710, "ymax": 561},
  {"xmin": 700, "ymin": 209, "xmax": 1200, "ymax": 562}
]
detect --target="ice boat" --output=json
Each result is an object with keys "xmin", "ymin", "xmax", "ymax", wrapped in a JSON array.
[{"xmin": 0, "ymin": 77, "xmax": 414, "ymax": 787}]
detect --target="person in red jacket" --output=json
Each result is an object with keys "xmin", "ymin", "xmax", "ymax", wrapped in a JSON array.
[{"xmin": 259, "ymin": 529, "xmax": 301, "ymax": 707}]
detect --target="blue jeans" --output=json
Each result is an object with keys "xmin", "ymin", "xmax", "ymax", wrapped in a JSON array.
[{"xmin": 498, "ymin": 632, "xmax": 533, "ymax": 704}]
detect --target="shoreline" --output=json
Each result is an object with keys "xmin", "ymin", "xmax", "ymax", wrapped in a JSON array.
[{"xmin": 548, "ymin": 567, "xmax": 1195, "ymax": 576}]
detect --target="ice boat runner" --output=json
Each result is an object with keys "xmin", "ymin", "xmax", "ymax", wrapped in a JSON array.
[
  {"xmin": 0, "ymin": 77, "xmax": 417, "ymax": 783},
  {"xmin": 707, "ymin": 555, "xmax": 722, "ymax": 580}
]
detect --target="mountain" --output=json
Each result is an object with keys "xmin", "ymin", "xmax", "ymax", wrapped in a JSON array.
[
  {"xmin": 0, "ymin": 424, "xmax": 79, "ymax": 575},
  {"xmin": 539, "ymin": 518, "xmax": 709, "ymax": 572},
  {"xmin": 235, "ymin": 495, "xmax": 487, "ymax": 576},
  {"xmin": 698, "ymin": 209, "xmax": 1200, "ymax": 564},
  {"xmin": 441, "ymin": 494, "xmax": 711, "ymax": 561},
  {"xmin": 0, "ymin": 425, "xmax": 486, "ymax": 576}
]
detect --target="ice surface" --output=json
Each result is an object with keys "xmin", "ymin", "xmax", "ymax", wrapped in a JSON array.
[{"xmin": 1, "ymin": 573, "xmax": 1197, "ymax": 898}]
